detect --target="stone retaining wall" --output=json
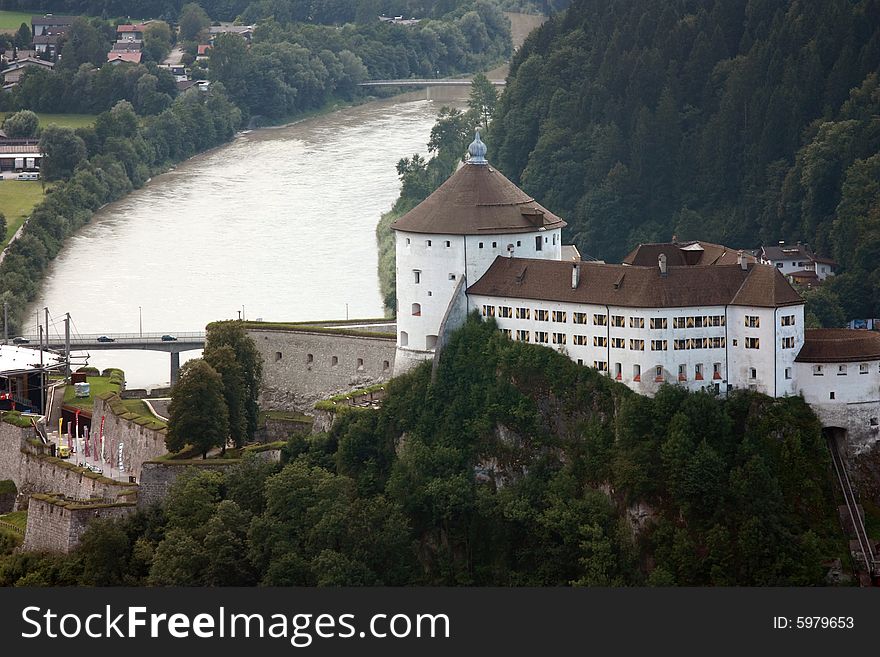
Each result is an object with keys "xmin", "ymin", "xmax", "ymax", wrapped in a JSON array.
[
  {"xmin": 92, "ymin": 394, "xmax": 168, "ymax": 482},
  {"xmin": 22, "ymin": 495, "xmax": 135, "ymax": 553},
  {"xmin": 247, "ymin": 328, "xmax": 396, "ymax": 412}
]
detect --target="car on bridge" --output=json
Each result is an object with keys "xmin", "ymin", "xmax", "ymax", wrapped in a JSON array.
[
  {"xmin": 161, "ymin": 334, "xmax": 177, "ymax": 341},
  {"xmin": 11, "ymin": 336, "xmax": 29, "ymax": 344},
  {"xmin": 97, "ymin": 336, "xmax": 115, "ymax": 342}
]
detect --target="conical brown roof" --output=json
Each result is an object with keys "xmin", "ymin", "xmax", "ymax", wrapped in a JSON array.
[{"xmin": 391, "ymin": 163, "xmax": 566, "ymax": 235}]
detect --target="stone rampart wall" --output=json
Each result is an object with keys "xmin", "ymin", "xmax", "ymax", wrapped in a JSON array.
[
  {"xmin": 247, "ymin": 328, "xmax": 396, "ymax": 411},
  {"xmin": 22, "ymin": 496, "xmax": 135, "ymax": 553},
  {"xmin": 92, "ymin": 395, "xmax": 168, "ymax": 482}
]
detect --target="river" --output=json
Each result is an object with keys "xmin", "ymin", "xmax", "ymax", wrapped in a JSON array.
[{"xmin": 26, "ymin": 95, "xmax": 455, "ymax": 387}]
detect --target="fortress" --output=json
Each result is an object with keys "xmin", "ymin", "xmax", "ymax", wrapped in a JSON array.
[{"xmin": 389, "ymin": 131, "xmax": 880, "ymax": 454}]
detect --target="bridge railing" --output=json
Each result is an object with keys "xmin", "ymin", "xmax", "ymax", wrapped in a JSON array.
[{"xmin": 14, "ymin": 332, "xmax": 206, "ymax": 344}]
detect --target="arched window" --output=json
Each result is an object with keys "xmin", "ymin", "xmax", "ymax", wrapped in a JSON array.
[
  {"xmin": 426, "ymin": 335, "xmax": 438, "ymax": 350},
  {"xmin": 400, "ymin": 331, "xmax": 409, "ymax": 346},
  {"xmin": 411, "ymin": 303, "xmax": 421, "ymax": 316}
]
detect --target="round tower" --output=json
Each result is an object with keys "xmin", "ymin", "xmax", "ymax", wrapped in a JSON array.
[{"xmin": 391, "ymin": 129, "xmax": 567, "ymax": 375}]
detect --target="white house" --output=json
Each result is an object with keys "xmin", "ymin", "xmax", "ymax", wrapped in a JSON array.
[
  {"xmin": 467, "ymin": 254, "xmax": 804, "ymax": 398},
  {"xmin": 759, "ymin": 242, "xmax": 837, "ymax": 282}
]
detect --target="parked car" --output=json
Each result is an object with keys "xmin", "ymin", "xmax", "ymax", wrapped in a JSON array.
[
  {"xmin": 161, "ymin": 334, "xmax": 177, "ymax": 341},
  {"xmin": 97, "ymin": 335, "xmax": 115, "ymax": 342},
  {"xmin": 12, "ymin": 336, "xmax": 29, "ymax": 344}
]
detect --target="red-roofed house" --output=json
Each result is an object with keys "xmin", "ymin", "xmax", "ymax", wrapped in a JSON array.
[
  {"xmin": 107, "ymin": 51, "xmax": 143, "ymax": 64},
  {"xmin": 116, "ymin": 23, "xmax": 149, "ymax": 41}
]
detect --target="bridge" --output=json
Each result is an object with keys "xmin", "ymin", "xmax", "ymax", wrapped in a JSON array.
[
  {"xmin": 359, "ymin": 78, "xmax": 505, "ymax": 87},
  {"xmin": 359, "ymin": 78, "xmax": 505, "ymax": 99},
  {"xmin": 12, "ymin": 332, "xmax": 205, "ymax": 383}
]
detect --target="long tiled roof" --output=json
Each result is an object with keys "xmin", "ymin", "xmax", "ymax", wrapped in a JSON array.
[
  {"xmin": 391, "ymin": 162, "xmax": 566, "ymax": 235},
  {"xmin": 795, "ymin": 329, "xmax": 880, "ymax": 363},
  {"xmin": 31, "ymin": 15, "xmax": 76, "ymax": 25},
  {"xmin": 467, "ymin": 257, "xmax": 804, "ymax": 309}
]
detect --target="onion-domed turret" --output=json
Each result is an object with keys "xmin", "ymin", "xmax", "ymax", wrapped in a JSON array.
[{"xmin": 467, "ymin": 128, "xmax": 488, "ymax": 164}]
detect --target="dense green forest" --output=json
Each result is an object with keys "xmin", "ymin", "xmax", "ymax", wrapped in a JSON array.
[
  {"xmin": 487, "ymin": 0, "xmax": 880, "ymax": 323},
  {"xmin": 208, "ymin": 1, "xmax": 510, "ymax": 120},
  {"xmin": 0, "ymin": 0, "xmax": 552, "ymax": 23},
  {"xmin": 0, "ymin": 317, "xmax": 846, "ymax": 586}
]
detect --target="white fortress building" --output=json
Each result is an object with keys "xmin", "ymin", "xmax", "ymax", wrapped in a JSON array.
[{"xmin": 391, "ymin": 131, "xmax": 880, "ymax": 449}]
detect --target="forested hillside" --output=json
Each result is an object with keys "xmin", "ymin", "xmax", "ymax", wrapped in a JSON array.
[
  {"xmin": 492, "ymin": 0, "xmax": 880, "ymax": 322},
  {"xmin": 0, "ymin": 317, "xmax": 846, "ymax": 586}
]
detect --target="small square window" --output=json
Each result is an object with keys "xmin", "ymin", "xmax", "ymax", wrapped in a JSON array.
[
  {"xmin": 406, "ymin": 238, "xmax": 411, "ymax": 245},
  {"xmin": 492, "ymin": 242, "xmax": 497, "ymax": 248},
  {"xmin": 331, "ymin": 356, "xmax": 338, "ymax": 366},
  {"xmin": 517, "ymin": 241, "xmax": 521, "ymax": 247},
  {"xmin": 445, "ymin": 240, "xmax": 451, "ymax": 247},
  {"xmin": 426, "ymin": 240, "xmax": 432, "ymax": 247},
  {"xmin": 274, "ymin": 351, "xmax": 282, "ymax": 362},
  {"xmin": 479, "ymin": 242, "xmax": 484, "ymax": 248},
  {"xmin": 830, "ymin": 391, "xmax": 835, "ymax": 400},
  {"xmin": 449, "ymin": 273, "xmax": 456, "ymax": 280}
]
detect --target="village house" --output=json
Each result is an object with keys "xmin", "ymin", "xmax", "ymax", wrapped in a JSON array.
[
  {"xmin": 1, "ymin": 57, "xmax": 54, "ymax": 89},
  {"xmin": 758, "ymin": 241, "xmax": 837, "ymax": 282}
]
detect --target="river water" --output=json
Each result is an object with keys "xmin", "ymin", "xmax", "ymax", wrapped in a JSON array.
[{"xmin": 26, "ymin": 95, "xmax": 453, "ymax": 387}]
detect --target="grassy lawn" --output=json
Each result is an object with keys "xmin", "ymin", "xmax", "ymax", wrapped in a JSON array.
[
  {"xmin": 0, "ymin": 112, "xmax": 98, "ymax": 130},
  {"xmin": 120, "ymin": 398, "xmax": 167, "ymax": 428},
  {"xmin": 62, "ymin": 376, "xmax": 122, "ymax": 412},
  {"xmin": 0, "ymin": 180, "xmax": 44, "ymax": 249},
  {"xmin": 0, "ymin": 510, "xmax": 27, "ymax": 530},
  {"xmin": 0, "ymin": 10, "xmax": 35, "ymax": 32}
]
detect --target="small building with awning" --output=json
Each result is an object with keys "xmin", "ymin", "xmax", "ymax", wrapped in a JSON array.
[
  {"xmin": 0, "ymin": 138, "xmax": 41, "ymax": 171},
  {"xmin": 0, "ymin": 344, "xmax": 64, "ymax": 414}
]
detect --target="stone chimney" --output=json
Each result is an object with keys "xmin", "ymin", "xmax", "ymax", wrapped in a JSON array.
[
  {"xmin": 737, "ymin": 250, "xmax": 747, "ymax": 270},
  {"xmin": 658, "ymin": 253, "xmax": 667, "ymax": 277},
  {"xmin": 571, "ymin": 263, "xmax": 580, "ymax": 289}
]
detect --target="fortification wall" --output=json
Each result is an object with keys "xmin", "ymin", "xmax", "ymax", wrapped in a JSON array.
[
  {"xmin": 0, "ymin": 420, "xmax": 137, "ymax": 508},
  {"xmin": 92, "ymin": 395, "xmax": 168, "ymax": 482},
  {"xmin": 247, "ymin": 328, "xmax": 396, "ymax": 411},
  {"xmin": 138, "ymin": 460, "xmax": 234, "ymax": 509},
  {"xmin": 22, "ymin": 496, "xmax": 135, "ymax": 553},
  {"xmin": 0, "ymin": 422, "xmax": 29, "ymax": 491}
]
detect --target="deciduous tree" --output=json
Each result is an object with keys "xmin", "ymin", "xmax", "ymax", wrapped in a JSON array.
[{"xmin": 166, "ymin": 359, "xmax": 229, "ymax": 457}]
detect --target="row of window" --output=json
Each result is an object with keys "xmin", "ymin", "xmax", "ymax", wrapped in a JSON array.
[
  {"xmin": 813, "ymin": 363, "xmax": 879, "ymax": 376},
  {"xmin": 405, "ymin": 237, "xmax": 552, "ymax": 250},
  {"xmin": 480, "ymin": 306, "xmax": 799, "ymax": 329},
  {"xmin": 286, "ymin": 352, "xmax": 390, "ymax": 372},
  {"xmin": 568, "ymin": 361, "xmax": 729, "ymax": 382}
]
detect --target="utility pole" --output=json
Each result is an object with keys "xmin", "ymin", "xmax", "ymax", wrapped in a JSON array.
[
  {"xmin": 44, "ymin": 307, "xmax": 49, "ymax": 353},
  {"xmin": 139, "ymin": 306, "xmax": 142, "ymax": 338},
  {"xmin": 39, "ymin": 325, "xmax": 45, "ymax": 414},
  {"xmin": 64, "ymin": 313, "xmax": 70, "ymax": 378},
  {"xmin": 3, "ymin": 300, "xmax": 7, "ymax": 344}
]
